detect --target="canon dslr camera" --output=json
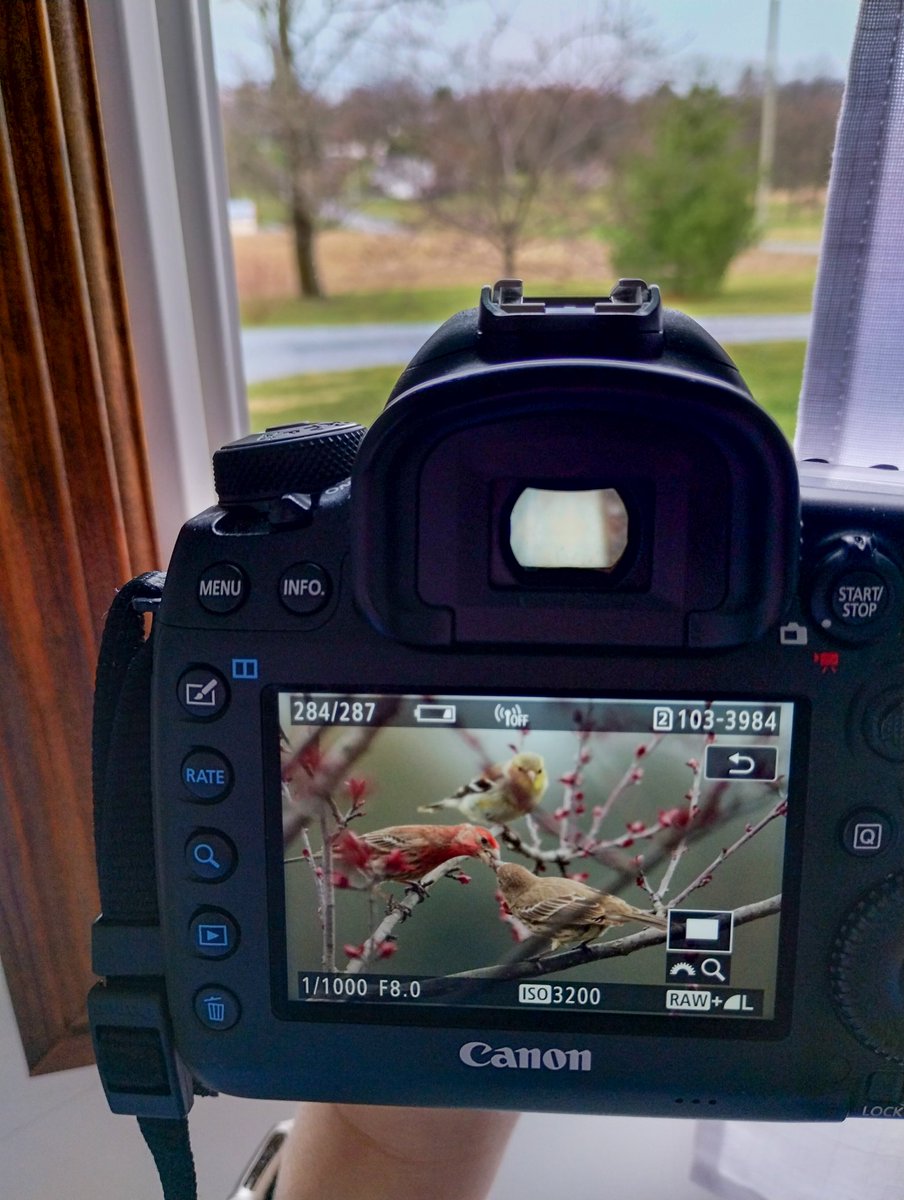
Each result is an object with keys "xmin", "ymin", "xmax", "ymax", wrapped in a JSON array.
[{"xmin": 91, "ymin": 280, "xmax": 904, "ymax": 1130}]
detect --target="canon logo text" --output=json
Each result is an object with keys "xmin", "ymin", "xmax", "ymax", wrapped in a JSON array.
[{"xmin": 459, "ymin": 1041, "xmax": 591, "ymax": 1072}]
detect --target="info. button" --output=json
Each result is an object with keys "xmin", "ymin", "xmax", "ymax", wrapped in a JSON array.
[{"xmin": 279, "ymin": 562, "xmax": 331, "ymax": 615}]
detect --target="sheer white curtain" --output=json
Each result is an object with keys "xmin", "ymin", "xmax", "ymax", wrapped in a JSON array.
[{"xmin": 699, "ymin": 2, "xmax": 904, "ymax": 1194}]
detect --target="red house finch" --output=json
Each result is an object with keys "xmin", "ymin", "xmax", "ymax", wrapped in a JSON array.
[
  {"xmin": 330, "ymin": 823, "xmax": 500, "ymax": 889},
  {"xmin": 418, "ymin": 752, "xmax": 548, "ymax": 824},
  {"xmin": 495, "ymin": 862, "xmax": 666, "ymax": 951}
]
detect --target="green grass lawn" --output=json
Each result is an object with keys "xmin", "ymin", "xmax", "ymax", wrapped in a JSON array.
[
  {"xmin": 247, "ymin": 340, "xmax": 806, "ymax": 444},
  {"xmin": 241, "ymin": 271, "xmax": 816, "ymax": 329}
]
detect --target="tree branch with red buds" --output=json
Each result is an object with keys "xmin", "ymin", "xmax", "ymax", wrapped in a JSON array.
[{"xmin": 344, "ymin": 856, "xmax": 474, "ymax": 974}]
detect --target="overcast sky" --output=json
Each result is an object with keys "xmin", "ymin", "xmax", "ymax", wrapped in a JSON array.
[{"xmin": 210, "ymin": 0, "xmax": 860, "ymax": 92}]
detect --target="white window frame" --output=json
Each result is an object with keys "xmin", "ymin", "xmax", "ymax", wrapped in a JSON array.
[{"xmin": 87, "ymin": 0, "xmax": 247, "ymax": 554}]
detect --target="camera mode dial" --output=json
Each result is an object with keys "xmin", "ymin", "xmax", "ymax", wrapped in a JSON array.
[
  {"xmin": 830, "ymin": 873, "xmax": 904, "ymax": 1065},
  {"xmin": 213, "ymin": 422, "xmax": 366, "ymax": 505}
]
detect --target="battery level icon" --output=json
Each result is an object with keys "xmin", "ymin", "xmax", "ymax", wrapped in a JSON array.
[{"xmin": 414, "ymin": 703, "xmax": 457, "ymax": 724}]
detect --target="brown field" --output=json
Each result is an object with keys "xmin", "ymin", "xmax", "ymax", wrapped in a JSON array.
[
  {"xmin": 231, "ymin": 227, "xmax": 817, "ymax": 302},
  {"xmin": 231, "ymin": 228, "xmax": 611, "ymax": 298}
]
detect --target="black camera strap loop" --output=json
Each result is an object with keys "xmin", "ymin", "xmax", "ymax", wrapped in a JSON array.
[
  {"xmin": 90, "ymin": 572, "xmax": 202, "ymax": 1200},
  {"xmin": 93, "ymin": 571, "xmax": 164, "ymax": 923}
]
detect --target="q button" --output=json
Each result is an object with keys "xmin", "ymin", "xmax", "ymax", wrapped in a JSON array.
[{"xmin": 186, "ymin": 831, "xmax": 236, "ymax": 882}]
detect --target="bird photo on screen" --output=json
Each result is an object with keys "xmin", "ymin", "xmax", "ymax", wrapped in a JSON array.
[
  {"xmin": 418, "ymin": 752, "xmax": 548, "ymax": 825},
  {"xmin": 495, "ymin": 861, "xmax": 666, "ymax": 951}
]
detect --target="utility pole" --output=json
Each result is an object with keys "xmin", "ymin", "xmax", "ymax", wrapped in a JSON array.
[{"xmin": 755, "ymin": 0, "xmax": 780, "ymax": 232}]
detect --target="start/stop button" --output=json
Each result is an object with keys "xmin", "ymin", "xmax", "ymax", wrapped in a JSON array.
[
  {"xmin": 811, "ymin": 533, "xmax": 902, "ymax": 643},
  {"xmin": 830, "ymin": 570, "xmax": 890, "ymax": 626}
]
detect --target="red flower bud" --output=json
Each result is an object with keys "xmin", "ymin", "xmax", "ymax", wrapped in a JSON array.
[
  {"xmin": 635, "ymin": 743, "xmax": 647, "ymax": 758},
  {"xmin": 343, "ymin": 943, "xmax": 362, "ymax": 959},
  {"xmin": 344, "ymin": 776, "xmax": 370, "ymax": 805},
  {"xmin": 658, "ymin": 807, "xmax": 690, "ymax": 829},
  {"xmin": 626, "ymin": 819, "xmax": 645, "ymax": 833},
  {"xmin": 300, "ymin": 744, "xmax": 323, "ymax": 773},
  {"xmin": 331, "ymin": 872, "xmax": 350, "ymax": 889},
  {"xmin": 559, "ymin": 772, "xmax": 578, "ymax": 786},
  {"xmin": 630, "ymin": 766, "xmax": 645, "ymax": 782},
  {"xmin": 376, "ymin": 940, "xmax": 397, "ymax": 959},
  {"xmin": 332, "ymin": 828, "xmax": 372, "ymax": 869},
  {"xmin": 455, "ymin": 872, "xmax": 472, "ymax": 885}
]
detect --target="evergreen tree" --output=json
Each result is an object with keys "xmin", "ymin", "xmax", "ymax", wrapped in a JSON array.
[{"xmin": 609, "ymin": 86, "xmax": 755, "ymax": 297}]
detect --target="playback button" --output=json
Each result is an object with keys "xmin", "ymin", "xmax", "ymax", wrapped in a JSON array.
[{"xmin": 190, "ymin": 910, "xmax": 239, "ymax": 959}]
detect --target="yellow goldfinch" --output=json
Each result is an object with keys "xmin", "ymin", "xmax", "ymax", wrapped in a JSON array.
[
  {"xmin": 495, "ymin": 862, "xmax": 666, "ymax": 951},
  {"xmin": 418, "ymin": 752, "xmax": 548, "ymax": 824}
]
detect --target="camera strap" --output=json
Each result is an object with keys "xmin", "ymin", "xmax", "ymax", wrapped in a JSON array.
[{"xmin": 89, "ymin": 571, "xmax": 203, "ymax": 1200}]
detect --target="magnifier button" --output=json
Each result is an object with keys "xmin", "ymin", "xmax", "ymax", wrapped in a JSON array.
[
  {"xmin": 186, "ymin": 831, "xmax": 236, "ymax": 881},
  {"xmin": 700, "ymin": 957, "xmax": 727, "ymax": 983}
]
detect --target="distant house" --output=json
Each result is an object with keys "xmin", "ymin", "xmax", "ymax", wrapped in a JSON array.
[
  {"xmin": 371, "ymin": 156, "xmax": 436, "ymax": 201},
  {"xmin": 227, "ymin": 197, "xmax": 258, "ymax": 236}
]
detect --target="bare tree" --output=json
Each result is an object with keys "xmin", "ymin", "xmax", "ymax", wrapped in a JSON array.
[
  {"xmin": 248, "ymin": 0, "xmax": 426, "ymax": 298},
  {"xmin": 415, "ymin": 7, "xmax": 656, "ymax": 276}
]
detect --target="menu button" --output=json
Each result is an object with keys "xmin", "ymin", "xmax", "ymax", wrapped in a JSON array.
[{"xmin": 198, "ymin": 563, "xmax": 247, "ymax": 614}]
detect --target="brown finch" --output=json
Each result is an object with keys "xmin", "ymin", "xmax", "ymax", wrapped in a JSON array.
[
  {"xmin": 418, "ymin": 752, "xmax": 548, "ymax": 824},
  {"xmin": 330, "ymin": 823, "xmax": 500, "ymax": 889},
  {"xmin": 495, "ymin": 862, "xmax": 666, "ymax": 951}
]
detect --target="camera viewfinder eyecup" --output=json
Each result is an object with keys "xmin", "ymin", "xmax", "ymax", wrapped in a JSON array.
[{"xmin": 352, "ymin": 279, "xmax": 799, "ymax": 650}]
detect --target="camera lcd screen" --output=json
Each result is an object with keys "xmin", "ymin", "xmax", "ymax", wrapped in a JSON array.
[{"xmin": 275, "ymin": 693, "xmax": 794, "ymax": 1025}]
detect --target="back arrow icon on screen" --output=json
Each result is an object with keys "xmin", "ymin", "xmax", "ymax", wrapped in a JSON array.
[{"xmin": 727, "ymin": 753, "xmax": 755, "ymax": 775}]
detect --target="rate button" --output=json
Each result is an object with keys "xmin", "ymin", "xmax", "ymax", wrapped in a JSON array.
[{"xmin": 181, "ymin": 748, "xmax": 233, "ymax": 802}]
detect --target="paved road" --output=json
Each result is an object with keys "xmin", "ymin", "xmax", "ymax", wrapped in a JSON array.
[{"xmin": 241, "ymin": 312, "xmax": 812, "ymax": 384}]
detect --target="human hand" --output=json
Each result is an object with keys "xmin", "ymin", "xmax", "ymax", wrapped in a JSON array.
[{"xmin": 273, "ymin": 1102, "xmax": 519, "ymax": 1200}]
